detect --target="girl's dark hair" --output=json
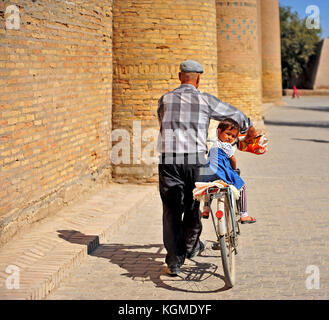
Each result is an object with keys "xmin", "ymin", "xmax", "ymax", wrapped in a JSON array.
[{"xmin": 217, "ymin": 118, "xmax": 240, "ymax": 133}]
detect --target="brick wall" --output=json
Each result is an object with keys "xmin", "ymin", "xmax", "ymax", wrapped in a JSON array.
[
  {"xmin": 260, "ymin": 0, "xmax": 282, "ymax": 103},
  {"xmin": 0, "ymin": 0, "xmax": 112, "ymax": 245},
  {"xmin": 112, "ymin": 0, "xmax": 218, "ymax": 180},
  {"xmin": 216, "ymin": 0, "xmax": 262, "ymax": 121}
]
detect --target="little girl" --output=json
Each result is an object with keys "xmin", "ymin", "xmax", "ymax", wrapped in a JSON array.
[{"xmin": 201, "ymin": 118, "xmax": 256, "ymax": 224}]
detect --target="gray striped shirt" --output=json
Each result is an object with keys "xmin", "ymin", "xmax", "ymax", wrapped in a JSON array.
[{"xmin": 157, "ymin": 84, "xmax": 253, "ymax": 154}]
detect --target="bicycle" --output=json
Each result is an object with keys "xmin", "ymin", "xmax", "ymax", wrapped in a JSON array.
[{"xmin": 194, "ymin": 173, "xmax": 241, "ymax": 288}]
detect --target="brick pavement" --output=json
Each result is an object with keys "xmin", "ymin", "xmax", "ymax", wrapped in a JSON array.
[
  {"xmin": 0, "ymin": 183, "xmax": 156, "ymax": 299},
  {"xmin": 1, "ymin": 97, "xmax": 328, "ymax": 300},
  {"xmin": 47, "ymin": 96, "xmax": 328, "ymax": 300}
]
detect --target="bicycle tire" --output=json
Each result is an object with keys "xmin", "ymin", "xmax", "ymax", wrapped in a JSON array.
[{"xmin": 219, "ymin": 192, "xmax": 236, "ymax": 288}]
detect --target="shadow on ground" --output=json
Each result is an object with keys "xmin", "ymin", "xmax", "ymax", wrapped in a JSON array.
[
  {"xmin": 57, "ymin": 230, "xmax": 229, "ymax": 294},
  {"xmin": 284, "ymin": 106, "xmax": 329, "ymax": 113},
  {"xmin": 292, "ymin": 138, "xmax": 329, "ymax": 144},
  {"xmin": 264, "ymin": 119, "xmax": 329, "ymax": 129}
]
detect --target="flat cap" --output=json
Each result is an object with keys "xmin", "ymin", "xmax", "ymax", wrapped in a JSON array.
[{"xmin": 180, "ymin": 60, "xmax": 204, "ymax": 73}]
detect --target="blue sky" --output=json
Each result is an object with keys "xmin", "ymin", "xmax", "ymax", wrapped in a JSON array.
[{"xmin": 279, "ymin": 0, "xmax": 329, "ymax": 39}]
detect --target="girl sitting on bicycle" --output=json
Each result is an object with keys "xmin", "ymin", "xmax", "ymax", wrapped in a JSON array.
[{"xmin": 201, "ymin": 118, "xmax": 256, "ymax": 224}]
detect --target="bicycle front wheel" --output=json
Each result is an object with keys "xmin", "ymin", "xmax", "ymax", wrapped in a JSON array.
[{"xmin": 219, "ymin": 193, "xmax": 236, "ymax": 288}]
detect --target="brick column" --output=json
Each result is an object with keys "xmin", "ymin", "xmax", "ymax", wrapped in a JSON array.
[
  {"xmin": 260, "ymin": 0, "xmax": 283, "ymax": 103},
  {"xmin": 216, "ymin": 0, "xmax": 263, "ymax": 122},
  {"xmin": 112, "ymin": 0, "xmax": 218, "ymax": 181}
]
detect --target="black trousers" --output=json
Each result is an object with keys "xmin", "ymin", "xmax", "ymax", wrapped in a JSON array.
[{"xmin": 158, "ymin": 153, "xmax": 205, "ymax": 268}]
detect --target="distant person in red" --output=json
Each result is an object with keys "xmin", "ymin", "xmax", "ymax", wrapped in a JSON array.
[{"xmin": 292, "ymin": 86, "xmax": 300, "ymax": 98}]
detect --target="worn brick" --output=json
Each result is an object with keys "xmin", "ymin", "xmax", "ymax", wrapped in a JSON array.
[
  {"xmin": 0, "ymin": 0, "xmax": 113, "ymax": 246},
  {"xmin": 216, "ymin": 0, "xmax": 262, "ymax": 120},
  {"xmin": 260, "ymin": 0, "xmax": 283, "ymax": 103},
  {"xmin": 112, "ymin": 0, "xmax": 218, "ymax": 180}
]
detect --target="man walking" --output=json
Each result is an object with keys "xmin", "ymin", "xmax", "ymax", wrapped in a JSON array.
[{"xmin": 157, "ymin": 60, "xmax": 257, "ymax": 276}]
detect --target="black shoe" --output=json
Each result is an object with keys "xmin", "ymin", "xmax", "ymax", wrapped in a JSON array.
[
  {"xmin": 187, "ymin": 241, "xmax": 205, "ymax": 259},
  {"xmin": 165, "ymin": 266, "xmax": 181, "ymax": 276},
  {"xmin": 201, "ymin": 211, "xmax": 209, "ymax": 219}
]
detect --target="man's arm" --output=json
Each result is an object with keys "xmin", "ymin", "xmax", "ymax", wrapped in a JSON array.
[
  {"xmin": 204, "ymin": 93, "xmax": 258, "ymax": 142},
  {"xmin": 204, "ymin": 93, "xmax": 254, "ymax": 133}
]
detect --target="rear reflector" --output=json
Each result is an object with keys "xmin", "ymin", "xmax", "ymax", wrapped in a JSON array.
[{"xmin": 216, "ymin": 210, "xmax": 223, "ymax": 219}]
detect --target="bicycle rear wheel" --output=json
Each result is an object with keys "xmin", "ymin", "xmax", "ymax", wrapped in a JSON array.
[{"xmin": 219, "ymin": 192, "xmax": 236, "ymax": 288}]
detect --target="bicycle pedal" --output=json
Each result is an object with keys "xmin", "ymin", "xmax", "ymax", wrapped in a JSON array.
[{"xmin": 211, "ymin": 242, "xmax": 220, "ymax": 250}]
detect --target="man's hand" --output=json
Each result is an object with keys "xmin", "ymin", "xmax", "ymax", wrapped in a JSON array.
[{"xmin": 244, "ymin": 126, "xmax": 258, "ymax": 143}]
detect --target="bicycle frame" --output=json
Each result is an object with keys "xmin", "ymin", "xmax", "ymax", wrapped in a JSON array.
[
  {"xmin": 198, "ymin": 175, "xmax": 241, "ymax": 287},
  {"xmin": 227, "ymin": 187, "xmax": 238, "ymax": 237},
  {"xmin": 206, "ymin": 187, "xmax": 238, "ymax": 240}
]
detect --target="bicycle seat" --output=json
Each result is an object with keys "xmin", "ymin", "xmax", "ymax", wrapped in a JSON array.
[
  {"xmin": 193, "ymin": 180, "xmax": 240, "ymax": 202},
  {"xmin": 207, "ymin": 186, "xmax": 223, "ymax": 194}
]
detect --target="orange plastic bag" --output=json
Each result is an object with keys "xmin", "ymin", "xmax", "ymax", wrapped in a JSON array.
[{"xmin": 237, "ymin": 135, "xmax": 268, "ymax": 155}]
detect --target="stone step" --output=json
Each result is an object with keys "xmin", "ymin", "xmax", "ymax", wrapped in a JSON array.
[{"xmin": 0, "ymin": 183, "xmax": 157, "ymax": 300}]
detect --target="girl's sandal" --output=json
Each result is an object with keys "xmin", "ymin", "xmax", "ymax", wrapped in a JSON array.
[{"xmin": 240, "ymin": 216, "xmax": 256, "ymax": 224}]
